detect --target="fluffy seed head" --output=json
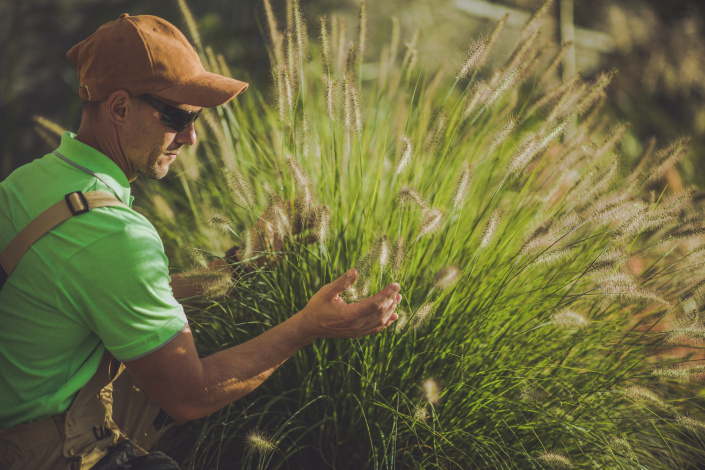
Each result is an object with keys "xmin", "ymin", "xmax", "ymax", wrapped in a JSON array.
[
  {"xmin": 222, "ymin": 167, "xmax": 256, "ymax": 208},
  {"xmin": 522, "ymin": 219, "xmax": 554, "ymax": 253},
  {"xmin": 456, "ymin": 13, "xmax": 506, "ymax": 79},
  {"xmin": 452, "ymin": 161, "xmax": 472, "ymax": 209},
  {"xmin": 679, "ymin": 278, "xmax": 705, "ymax": 302},
  {"xmin": 526, "ymin": 73, "xmax": 581, "ymax": 119},
  {"xmin": 286, "ymin": 157, "xmax": 314, "ymax": 221},
  {"xmin": 463, "ymin": 81, "xmax": 491, "ymax": 118},
  {"xmin": 652, "ymin": 364, "xmax": 705, "ymax": 382},
  {"xmin": 588, "ymin": 249, "xmax": 628, "ymax": 273},
  {"xmin": 241, "ymin": 230, "xmax": 253, "ymax": 265},
  {"xmin": 418, "ymin": 209, "xmax": 444, "ymax": 239},
  {"xmin": 395, "ymin": 135, "xmax": 413, "ymax": 178},
  {"xmin": 608, "ymin": 437, "xmax": 632, "ymax": 454},
  {"xmin": 433, "ymin": 266, "xmax": 460, "ymax": 290},
  {"xmin": 315, "ymin": 205, "xmax": 330, "ymax": 244},
  {"xmin": 401, "ymin": 30, "xmax": 419, "ymax": 76},
  {"xmin": 394, "ymin": 309, "xmax": 409, "ymax": 330},
  {"xmin": 677, "ymin": 415, "xmax": 705, "ymax": 432},
  {"xmin": 487, "ymin": 115, "xmax": 519, "ymax": 156},
  {"xmin": 624, "ymin": 386, "xmax": 667, "ymax": 408},
  {"xmin": 576, "ymin": 70, "xmax": 615, "ymax": 115},
  {"xmin": 521, "ymin": 0, "xmax": 553, "ymax": 41},
  {"xmin": 184, "ymin": 245, "xmax": 208, "ymax": 267},
  {"xmin": 422, "ymin": 378, "xmax": 441, "ymax": 404},
  {"xmin": 320, "ymin": 16, "xmax": 331, "ymax": 75},
  {"xmin": 262, "ymin": 186, "xmax": 291, "ymax": 241},
  {"xmin": 345, "ymin": 43, "xmax": 357, "ymax": 78},
  {"xmin": 597, "ymin": 272, "xmax": 669, "ymax": 306},
  {"xmin": 245, "ymin": 429, "xmax": 277, "ymax": 453},
  {"xmin": 378, "ymin": 236, "xmax": 391, "ymax": 269},
  {"xmin": 349, "ymin": 81, "xmax": 363, "ymax": 134},
  {"xmin": 424, "ymin": 112, "xmax": 447, "ymax": 153},
  {"xmin": 285, "ymin": 32, "xmax": 298, "ymax": 91},
  {"xmin": 644, "ymin": 137, "xmax": 690, "ymax": 186},
  {"xmin": 180, "ymin": 267, "xmax": 233, "ymax": 300},
  {"xmin": 485, "ymin": 12, "xmax": 508, "ymax": 54},
  {"xmin": 480, "ymin": 210, "xmax": 502, "ymax": 249},
  {"xmin": 552, "ymin": 310, "xmax": 588, "ymax": 330},
  {"xmin": 457, "ymin": 36, "xmax": 489, "ymax": 79},
  {"xmin": 396, "ymin": 187, "xmax": 427, "ymax": 209},
  {"xmin": 537, "ymin": 452, "xmax": 573, "ymax": 469},
  {"xmin": 484, "ymin": 69, "xmax": 521, "ymax": 109},
  {"xmin": 533, "ymin": 246, "xmax": 576, "ymax": 267},
  {"xmin": 293, "ymin": 0, "xmax": 308, "ymax": 61},
  {"xmin": 507, "ymin": 136, "xmax": 540, "ymax": 175},
  {"xmin": 342, "ymin": 77, "xmax": 359, "ymax": 132},
  {"xmin": 263, "ymin": 0, "xmax": 284, "ymax": 66},
  {"xmin": 393, "ymin": 236, "xmax": 406, "ymax": 275},
  {"xmin": 520, "ymin": 386, "xmax": 546, "ymax": 403},
  {"xmin": 323, "ymin": 75, "xmax": 336, "ymax": 120},
  {"xmin": 414, "ymin": 405, "xmax": 429, "ymax": 420},
  {"xmin": 357, "ymin": 0, "xmax": 367, "ymax": 62},
  {"xmin": 411, "ymin": 302, "xmax": 436, "ymax": 331},
  {"xmin": 547, "ymin": 81, "xmax": 588, "ymax": 122},
  {"xmin": 206, "ymin": 212, "xmax": 232, "ymax": 234}
]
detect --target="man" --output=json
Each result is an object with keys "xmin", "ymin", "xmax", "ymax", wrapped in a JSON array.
[{"xmin": 0, "ymin": 13, "xmax": 401, "ymax": 469}]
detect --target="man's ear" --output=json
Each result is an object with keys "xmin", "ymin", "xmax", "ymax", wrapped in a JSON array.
[{"xmin": 105, "ymin": 90, "xmax": 132, "ymax": 127}]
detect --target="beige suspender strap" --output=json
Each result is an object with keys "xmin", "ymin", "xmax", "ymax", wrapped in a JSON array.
[{"xmin": 0, "ymin": 191, "xmax": 128, "ymax": 282}]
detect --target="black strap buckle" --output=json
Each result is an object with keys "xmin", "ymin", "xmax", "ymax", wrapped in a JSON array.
[{"xmin": 65, "ymin": 191, "xmax": 90, "ymax": 215}]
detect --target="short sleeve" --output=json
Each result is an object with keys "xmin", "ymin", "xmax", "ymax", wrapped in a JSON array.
[{"xmin": 56, "ymin": 221, "xmax": 187, "ymax": 362}]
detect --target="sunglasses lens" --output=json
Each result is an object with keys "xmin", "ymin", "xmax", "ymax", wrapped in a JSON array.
[
  {"xmin": 138, "ymin": 95, "xmax": 201, "ymax": 132},
  {"xmin": 167, "ymin": 110, "xmax": 200, "ymax": 132}
]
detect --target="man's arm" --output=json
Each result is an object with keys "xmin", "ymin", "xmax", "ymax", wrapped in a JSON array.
[{"xmin": 126, "ymin": 269, "xmax": 401, "ymax": 423}]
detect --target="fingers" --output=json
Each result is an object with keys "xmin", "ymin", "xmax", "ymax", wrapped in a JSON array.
[
  {"xmin": 353, "ymin": 286, "xmax": 401, "ymax": 324},
  {"xmin": 360, "ymin": 292, "xmax": 402, "ymax": 335},
  {"xmin": 323, "ymin": 268, "xmax": 358, "ymax": 301},
  {"xmin": 358, "ymin": 283, "xmax": 401, "ymax": 314}
]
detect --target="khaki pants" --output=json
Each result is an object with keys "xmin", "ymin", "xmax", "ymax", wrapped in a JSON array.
[{"xmin": 0, "ymin": 353, "xmax": 174, "ymax": 470}]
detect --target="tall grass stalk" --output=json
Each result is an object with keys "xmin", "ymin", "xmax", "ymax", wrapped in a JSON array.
[{"xmin": 133, "ymin": 1, "xmax": 705, "ymax": 468}]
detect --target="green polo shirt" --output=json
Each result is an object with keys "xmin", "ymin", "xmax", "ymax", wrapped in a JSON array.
[{"xmin": 0, "ymin": 132, "xmax": 187, "ymax": 429}]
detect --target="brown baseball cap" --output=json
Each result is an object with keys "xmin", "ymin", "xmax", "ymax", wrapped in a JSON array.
[{"xmin": 67, "ymin": 13, "xmax": 248, "ymax": 107}]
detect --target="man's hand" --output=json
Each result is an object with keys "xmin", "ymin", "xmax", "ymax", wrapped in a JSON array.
[{"xmin": 299, "ymin": 268, "xmax": 401, "ymax": 339}]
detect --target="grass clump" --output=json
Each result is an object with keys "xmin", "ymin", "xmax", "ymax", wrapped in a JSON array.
[{"xmin": 134, "ymin": 1, "xmax": 705, "ymax": 468}]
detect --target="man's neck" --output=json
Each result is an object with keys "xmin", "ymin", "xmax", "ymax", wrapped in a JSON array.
[{"xmin": 76, "ymin": 119, "xmax": 136, "ymax": 182}]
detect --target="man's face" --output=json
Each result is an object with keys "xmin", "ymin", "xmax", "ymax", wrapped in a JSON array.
[{"xmin": 126, "ymin": 96, "xmax": 201, "ymax": 180}]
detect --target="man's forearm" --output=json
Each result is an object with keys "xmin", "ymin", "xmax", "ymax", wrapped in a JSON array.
[
  {"xmin": 127, "ymin": 310, "xmax": 315, "ymax": 423},
  {"xmin": 187, "ymin": 312, "xmax": 314, "ymax": 419}
]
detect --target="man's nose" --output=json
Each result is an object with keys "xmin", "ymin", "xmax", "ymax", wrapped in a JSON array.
[{"xmin": 176, "ymin": 123, "xmax": 197, "ymax": 146}]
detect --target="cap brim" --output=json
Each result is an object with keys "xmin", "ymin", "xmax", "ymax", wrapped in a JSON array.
[{"xmin": 152, "ymin": 71, "xmax": 249, "ymax": 107}]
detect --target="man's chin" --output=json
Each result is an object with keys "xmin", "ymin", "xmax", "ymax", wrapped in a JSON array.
[
  {"xmin": 140, "ymin": 155, "xmax": 175, "ymax": 180},
  {"xmin": 139, "ymin": 164, "xmax": 170, "ymax": 180}
]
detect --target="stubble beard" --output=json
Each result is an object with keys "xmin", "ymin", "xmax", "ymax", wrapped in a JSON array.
[{"xmin": 138, "ymin": 152, "xmax": 172, "ymax": 180}]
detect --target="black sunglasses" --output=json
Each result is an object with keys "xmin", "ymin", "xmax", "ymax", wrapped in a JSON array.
[{"xmin": 137, "ymin": 94, "xmax": 201, "ymax": 132}]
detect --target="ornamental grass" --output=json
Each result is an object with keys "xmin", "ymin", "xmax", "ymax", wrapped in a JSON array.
[{"xmin": 129, "ymin": 0, "xmax": 705, "ymax": 467}]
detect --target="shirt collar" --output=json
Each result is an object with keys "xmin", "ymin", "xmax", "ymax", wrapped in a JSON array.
[{"xmin": 55, "ymin": 132, "xmax": 134, "ymax": 207}]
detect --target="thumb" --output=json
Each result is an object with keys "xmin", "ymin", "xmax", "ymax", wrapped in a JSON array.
[{"xmin": 325, "ymin": 268, "xmax": 357, "ymax": 300}]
